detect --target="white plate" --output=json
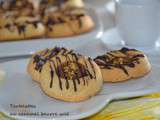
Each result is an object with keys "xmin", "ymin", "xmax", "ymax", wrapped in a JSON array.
[
  {"xmin": 0, "ymin": 59, "xmax": 160, "ymax": 120},
  {"xmin": 0, "ymin": 7, "xmax": 103, "ymax": 58}
]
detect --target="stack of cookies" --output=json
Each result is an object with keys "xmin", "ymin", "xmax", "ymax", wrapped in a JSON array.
[
  {"xmin": 28, "ymin": 47, "xmax": 103, "ymax": 102},
  {"xmin": 28, "ymin": 47, "xmax": 151, "ymax": 102},
  {"xmin": 0, "ymin": 0, "xmax": 94, "ymax": 41}
]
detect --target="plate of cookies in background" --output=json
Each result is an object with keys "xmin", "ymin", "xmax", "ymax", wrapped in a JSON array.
[
  {"xmin": 0, "ymin": 46, "xmax": 160, "ymax": 120},
  {"xmin": 0, "ymin": 0, "xmax": 103, "ymax": 58}
]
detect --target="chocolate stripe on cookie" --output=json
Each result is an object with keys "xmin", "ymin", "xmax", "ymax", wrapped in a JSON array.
[
  {"xmin": 51, "ymin": 60, "xmax": 63, "ymax": 90},
  {"xmin": 33, "ymin": 47, "xmax": 96, "ymax": 91},
  {"xmin": 26, "ymin": 21, "xmax": 41, "ymax": 28},
  {"xmin": 88, "ymin": 57, "xmax": 96, "ymax": 79},
  {"xmin": 50, "ymin": 64, "xmax": 54, "ymax": 88},
  {"xmin": 45, "ymin": 9, "xmax": 86, "ymax": 31},
  {"xmin": 2, "ymin": 20, "xmax": 42, "ymax": 36},
  {"xmin": 72, "ymin": 53, "xmax": 85, "ymax": 85},
  {"xmin": 33, "ymin": 47, "xmax": 62, "ymax": 72},
  {"xmin": 94, "ymin": 47, "xmax": 144, "ymax": 75}
]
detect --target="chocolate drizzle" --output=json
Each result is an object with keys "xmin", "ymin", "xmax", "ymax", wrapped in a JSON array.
[
  {"xmin": 50, "ymin": 64, "xmax": 54, "ymax": 88},
  {"xmin": 45, "ymin": 9, "xmax": 85, "ymax": 30},
  {"xmin": 4, "ymin": 24, "xmax": 13, "ymax": 32},
  {"xmin": 94, "ymin": 47, "xmax": 145, "ymax": 75},
  {"xmin": 52, "ymin": 60, "xmax": 63, "ymax": 90},
  {"xmin": 57, "ymin": 17, "xmax": 65, "ymax": 23},
  {"xmin": 33, "ymin": 47, "xmax": 62, "ymax": 72},
  {"xmin": 88, "ymin": 57, "xmax": 96, "ymax": 79},
  {"xmin": 120, "ymin": 47, "xmax": 136, "ymax": 54},
  {"xmin": 4, "ymin": 23, "xmax": 26, "ymax": 34},
  {"xmin": 33, "ymin": 55, "xmax": 47, "ymax": 72},
  {"xmin": 46, "ymin": 18, "xmax": 56, "ymax": 26},
  {"xmin": 33, "ymin": 47, "xmax": 96, "ymax": 92},
  {"xmin": 4, "ymin": 24, "xmax": 11, "ymax": 29},
  {"xmin": 46, "ymin": 17, "xmax": 65, "ymax": 31},
  {"xmin": 46, "ymin": 17, "xmax": 65, "ymax": 25},
  {"xmin": 77, "ymin": 14, "xmax": 84, "ymax": 28},
  {"xmin": 26, "ymin": 21, "xmax": 41, "ymax": 28},
  {"xmin": 1, "ymin": 0, "xmax": 34, "ymax": 13},
  {"xmin": 72, "ymin": 53, "xmax": 85, "ymax": 85},
  {"xmin": 2, "ymin": 20, "xmax": 41, "ymax": 35},
  {"xmin": 69, "ymin": 14, "xmax": 84, "ymax": 28},
  {"xmin": 17, "ymin": 25, "xmax": 26, "ymax": 35}
]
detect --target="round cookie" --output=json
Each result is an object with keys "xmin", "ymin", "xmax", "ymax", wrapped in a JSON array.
[
  {"xmin": 94, "ymin": 47, "xmax": 151, "ymax": 82},
  {"xmin": 27, "ymin": 47, "xmax": 70, "ymax": 82},
  {"xmin": 43, "ymin": 7, "xmax": 94, "ymax": 37},
  {"xmin": 0, "ymin": 0, "xmax": 45, "ymax": 41},
  {"xmin": 0, "ymin": 15, "xmax": 45, "ymax": 41},
  {"xmin": 39, "ymin": 49, "xmax": 103, "ymax": 102}
]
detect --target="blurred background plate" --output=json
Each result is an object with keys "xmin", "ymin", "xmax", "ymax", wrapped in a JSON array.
[{"xmin": 0, "ymin": 7, "xmax": 103, "ymax": 58}]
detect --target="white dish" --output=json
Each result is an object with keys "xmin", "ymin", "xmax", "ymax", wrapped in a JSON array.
[
  {"xmin": 0, "ymin": 58, "xmax": 160, "ymax": 120},
  {"xmin": 0, "ymin": 7, "xmax": 103, "ymax": 58}
]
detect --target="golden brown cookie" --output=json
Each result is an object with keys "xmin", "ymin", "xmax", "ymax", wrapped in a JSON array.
[
  {"xmin": 39, "ymin": 49, "xmax": 103, "ymax": 102},
  {"xmin": 0, "ymin": 15, "xmax": 45, "ymax": 41},
  {"xmin": 43, "ymin": 7, "xmax": 94, "ymax": 37},
  {"xmin": 0, "ymin": 0, "xmax": 45, "ymax": 41},
  {"xmin": 27, "ymin": 47, "xmax": 103, "ymax": 102},
  {"xmin": 94, "ymin": 47, "xmax": 151, "ymax": 82}
]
